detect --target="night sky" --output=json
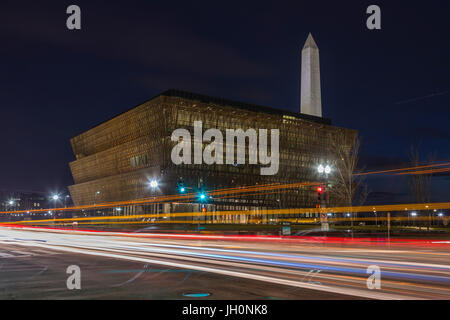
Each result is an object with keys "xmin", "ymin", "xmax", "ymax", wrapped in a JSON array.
[{"xmin": 1, "ymin": 1, "xmax": 449, "ymax": 203}]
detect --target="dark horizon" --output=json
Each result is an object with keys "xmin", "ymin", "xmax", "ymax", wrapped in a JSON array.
[{"xmin": 1, "ymin": 1, "xmax": 449, "ymax": 203}]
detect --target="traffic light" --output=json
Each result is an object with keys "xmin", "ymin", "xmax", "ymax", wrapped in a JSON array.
[
  {"xmin": 177, "ymin": 178, "xmax": 186, "ymax": 193},
  {"xmin": 317, "ymin": 186, "xmax": 323, "ymax": 201}
]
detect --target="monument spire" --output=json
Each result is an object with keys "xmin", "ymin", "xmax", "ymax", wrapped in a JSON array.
[{"xmin": 300, "ymin": 33, "xmax": 322, "ymax": 117}]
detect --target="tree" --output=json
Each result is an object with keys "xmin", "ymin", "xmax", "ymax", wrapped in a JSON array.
[{"xmin": 328, "ymin": 133, "xmax": 367, "ymax": 235}]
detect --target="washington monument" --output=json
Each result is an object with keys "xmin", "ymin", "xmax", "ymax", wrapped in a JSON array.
[{"xmin": 300, "ymin": 33, "xmax": 322, "ymax": 117}]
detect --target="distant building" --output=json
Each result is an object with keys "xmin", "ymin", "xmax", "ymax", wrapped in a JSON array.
[
  {"xmin": 0, "ymin": 191, "xmax": 47, "ymax": 212},
  {"xmin": 68, "ymin": 35, "xmax": 357, "ymax": 219}
]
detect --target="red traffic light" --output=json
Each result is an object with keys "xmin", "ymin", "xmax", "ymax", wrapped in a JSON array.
[{"xmin": 317, "ymin": 186, "xmax": 323, "ymax": 193}]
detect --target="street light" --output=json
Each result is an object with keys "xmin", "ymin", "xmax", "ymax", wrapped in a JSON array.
[
  {"xmin": 65, "ymin": 195, "xmax": 70, "ymax": 208},
  {"xmin": 94, "ymin": 191, "xmax": 100, "ymax": 205},
  {"xmin": 51, "ymin": 194, "xmax": 59, "ymax": 210},
  {"xmin": 317, "ymin": 164, "xmax": 332, "ymax": 175},
  {"xmin": 149, "ymin": 180, "xmax": 158, "ymax": 188},
  {"xmin": 148, "ymin": 180, "xmax": 159, "ymax": 214},
  {"xmin": 317, "ymin": 163, "xmax": 332, "ymax": 232},
  {"xmin": 7, "ymin": 200, "xmax": 15, "ymax": 212}
]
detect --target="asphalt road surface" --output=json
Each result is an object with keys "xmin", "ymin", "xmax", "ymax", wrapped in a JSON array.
[{"xmin": 0, "ymin": 226, "xmax": 449, "ymax": 300}]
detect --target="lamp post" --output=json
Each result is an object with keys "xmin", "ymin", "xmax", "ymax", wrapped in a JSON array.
[
  {"xmin": 373, "ymin": 210, "xmax": 378, "ymax": 227},
  {"xmin": 198, "ymin": 193, "xmax": 208, "ymax": 233},
  {"xmin": 411, "ymin": 211, "xmax": 417, "ymax": 227},
  {"xmin": 51, "ymin": 195, "xmax": 59, "ymax": 220},
  {"xmin": 52, "ymin": 194, "xmax": 59, "ymax": 209},
  {"xmin": 149, "ymin": 180, "xmax": 158, "ymax": 215},
  {"xmin": 94, "ymin": 191, "xmax": 100, "ymax": 206},
  {"xmin": 317, "ymin": 164, "xmax": 332, "ymax": 232},
  {"xmin": 65, "ymin": 195, "xmax": 70, "ymax": 208}
]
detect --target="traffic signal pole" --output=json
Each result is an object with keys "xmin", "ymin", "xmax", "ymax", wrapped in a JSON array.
[{"xmin": 318, "ymin": 186, "xmax": 329, "ymax": 232}]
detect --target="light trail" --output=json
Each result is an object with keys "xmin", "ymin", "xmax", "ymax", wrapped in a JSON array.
[
  {"xmin": 1, "ymin": 160, "xmax": 449, "ymax": 217},
  {"xmin": 355, "ymin": 161, "xmax": 450, "ymax": 176},
  {"xmin": 0, "ymin": 181, "xmax": 318, "ymax": 215},
  {"xmin": 2, "ymin": 225, "xmax": 450, "ymax": 247},
  {"xmin": 2, "ymin": 216, "xmax": 445, "ymax": 228},
  {"xmin": 395, "ymin": 167, "xmax": 450, "ymax": 175},
  {"xmin": 1, "ymin": 226, "xmax": 449, "ymax": 299},
  {"xmin": 2, "ymin": 200, "xmax": 449, "ymax": 226}
]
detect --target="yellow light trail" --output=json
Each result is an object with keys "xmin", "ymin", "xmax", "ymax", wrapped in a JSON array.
[
  {"xmin": 355, "ymin": 161, "xmax": 450, "ymax": 176},
  {"xmin": 0, "ymin": 181, "xmax": 318, "ymax": 215},
  {"xmin": 1, "ymin": 160, "xmax": 450, "ymax": 218},
  {"xmin": 395, "ymin": 167, "xmax": 450, "ymax": 175},
  {"xmin": 2, "ymin": 201, "xmax": 449, "ymax": 226}
]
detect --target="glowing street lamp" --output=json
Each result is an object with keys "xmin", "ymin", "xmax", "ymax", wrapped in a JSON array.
[
  {"xmin": 148, "ymin": 180, "xmax": 159, "ymax": 214},
  {"xmin": 94, "ymin": 191, "xmax": 100, "ymax": 205},
  {"xmin": 51, "ymin": 194, "xmax": 59, "ymax": 209},
  {"xmin": 7, "ymin": 200, "xmax": 15, "ymax": 212},
  {"xmin": 317, "ymin": 165, "xmax": 324, "ymax": 174},
  {"xmin": 317, "ymin": 164, "xmax": 332, "ymax": 175},
  {"xmin": 149, "ymin": 180, "xmax": 158, "ymax": 188}
]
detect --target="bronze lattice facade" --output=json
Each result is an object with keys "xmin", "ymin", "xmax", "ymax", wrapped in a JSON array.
[{"xmin": 68, "ymin": 90, "xmax": 356, "ymax": 213}]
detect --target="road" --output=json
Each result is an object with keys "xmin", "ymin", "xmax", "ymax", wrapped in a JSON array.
[{"xmin": 0, "ymin": 226, "xmax": 449, "ymax": 300}]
